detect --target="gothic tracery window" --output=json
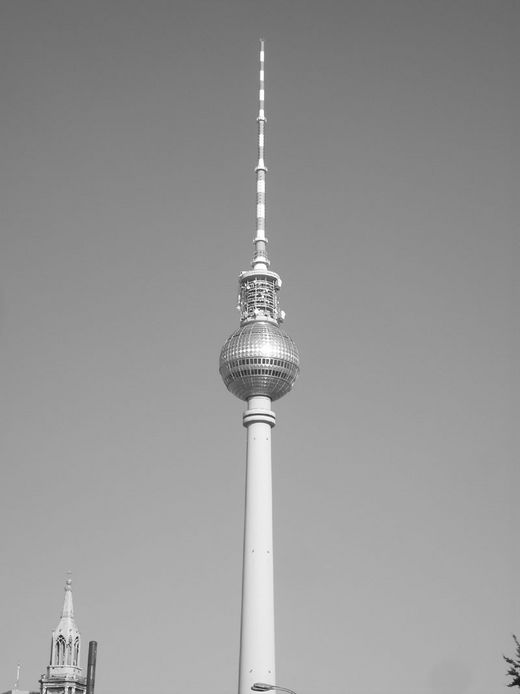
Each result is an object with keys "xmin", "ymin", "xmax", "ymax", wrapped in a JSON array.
[{"xmin": 56, "ymin": 635, "xmax": 66, "ymax": 666}]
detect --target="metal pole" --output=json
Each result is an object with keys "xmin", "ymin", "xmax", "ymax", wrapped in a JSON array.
[{"xmin": 86, "ymin": 641, "xmax": 97, "ymax": 694}]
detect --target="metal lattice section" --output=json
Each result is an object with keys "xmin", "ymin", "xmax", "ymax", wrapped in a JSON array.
[
  {"xmin": 239, "ymin": 274, "xmax": 280, "ymax": 323},
  {"xmin": 220, "ymin": 321, "xmax": 300, "ymax": 401}
]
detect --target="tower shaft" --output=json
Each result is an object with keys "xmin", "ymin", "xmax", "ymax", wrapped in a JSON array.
[{"xmin": 239, "ymin": 396, "xmax": 276, "ymax": 694}]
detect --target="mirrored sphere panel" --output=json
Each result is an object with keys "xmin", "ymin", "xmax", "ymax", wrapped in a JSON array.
[{"xmin": 220, "ymin": 321, "xmax": 300, "ymax": 401}]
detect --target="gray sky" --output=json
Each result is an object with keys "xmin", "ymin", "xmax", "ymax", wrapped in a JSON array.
[{"xmin": 0, "ymin": 2, "xmax": 517, "ymax": 693}]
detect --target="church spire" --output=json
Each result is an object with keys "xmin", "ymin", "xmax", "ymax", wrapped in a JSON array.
[{"xmin": 40, "ymin": 576, "xmax": 85, "ymax": 694}]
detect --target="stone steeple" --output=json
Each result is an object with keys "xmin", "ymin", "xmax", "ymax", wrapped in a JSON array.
[{"xmin": 40, "ymin": 578, "xmax": 86, "ymax": 694}]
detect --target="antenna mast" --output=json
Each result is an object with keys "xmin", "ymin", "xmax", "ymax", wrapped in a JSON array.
[{"xmin": 253, "ymin": 39, "xmax": 269, "ymax": 269}]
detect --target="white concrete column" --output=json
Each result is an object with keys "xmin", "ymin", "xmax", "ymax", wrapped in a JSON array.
[{"xmin": 238, "ymin": 395, "xmax": 276, "ymax": 694}]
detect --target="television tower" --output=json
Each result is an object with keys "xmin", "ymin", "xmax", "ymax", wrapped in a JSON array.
[{"xmin": 220, "ymin": 41, "xmax": 300, "ymax": 694}]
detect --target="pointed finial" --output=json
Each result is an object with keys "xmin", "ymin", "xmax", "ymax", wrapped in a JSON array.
[
  {"xmin": 252, "ymin": 39, "xmax": 269, "ymax": 269},
  {"xmin": 62, "ymin": 571, "xmax": 74, "ymax": 618}
]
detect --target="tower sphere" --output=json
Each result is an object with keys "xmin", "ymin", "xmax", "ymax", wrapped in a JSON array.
[{"xmin": 220, "ymin": 320, "xmax": 300, "ymax": 401}]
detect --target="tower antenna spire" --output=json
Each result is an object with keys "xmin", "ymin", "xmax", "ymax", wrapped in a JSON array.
[{"xmin": 253, "ymin": 39, "xmax": 269, "ymax": 269}]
